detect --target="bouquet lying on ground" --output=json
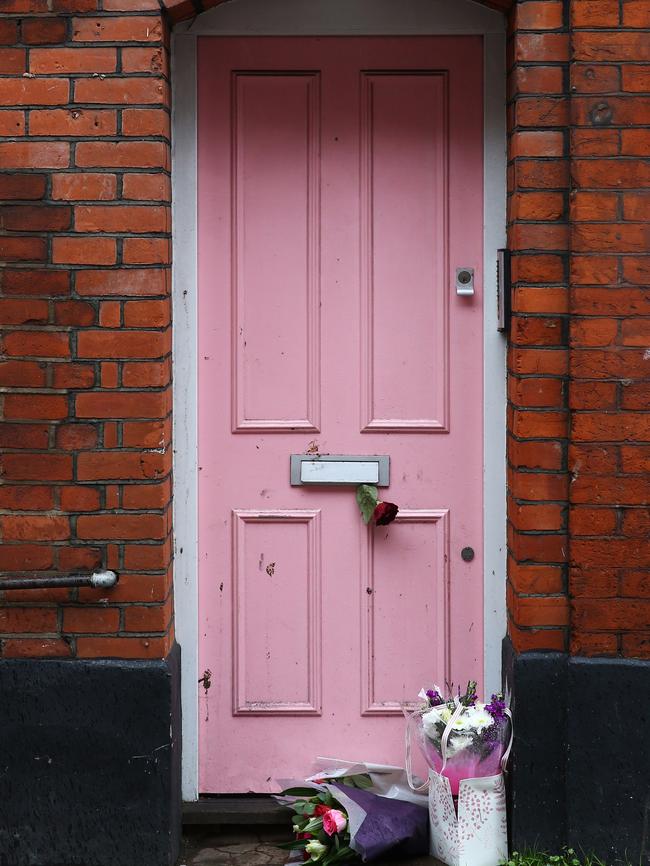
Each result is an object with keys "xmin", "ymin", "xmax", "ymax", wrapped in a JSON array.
[
  {"xmin": 277, "ymin": 786, "xmax": 357, "ymax": 865},
  {"xmin": 276, "ymin": 763, "xmax": 429, "ymax": 863},
  {"xmin": 409, "ymin": 680, "xmax": 512, "ymax": 796}
]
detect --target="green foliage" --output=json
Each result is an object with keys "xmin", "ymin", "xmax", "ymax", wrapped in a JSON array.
[
  {"xmin": 278, "ymin": 786, "xmax": 360, "ymax": 866},
  {"xmin": 334, "ymin": 773, "xmax": 373, "ymax": 791},
  {"xmin": 502, "ymin": 849, "xmax": 634, "ymax": 866},
  {"xmin": 324, "ymin": 846, "xmax": 356, "ymax": 864},
  {"xmin": 356, "ymin": 484, "xmax": 378, "ymax": 524},
  {"xmin": 277, "ymin": 839, "xmax": 309, "ymax": 850}
]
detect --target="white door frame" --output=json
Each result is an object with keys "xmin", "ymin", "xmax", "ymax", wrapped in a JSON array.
[{"xmin": 172, "ymin": 0, "xmax": 507, "ymax": 802}]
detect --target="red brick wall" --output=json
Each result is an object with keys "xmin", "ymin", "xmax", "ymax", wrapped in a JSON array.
[
  {"xmin": 0, "ymin": 0, "xmax": 173, "ymax": 659},
  {"xmin": 568, "ymin": 0, "xmax": 650, "ymax": 659},
  {"xmin": 506, "ymin": 0, "xmax": 571, "ymax": 653},
  {"xmin": 507, "ymin": 0, "xmax": 650, "ymax": 659},
  {"xmin": 0, "ymin": 0, "xmax": 648, "ymax": 663}
]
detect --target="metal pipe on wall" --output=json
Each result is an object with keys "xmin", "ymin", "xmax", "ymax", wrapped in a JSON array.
[{"xmin": 0, "ymin": 571, "xmax": 119, "ymax": 591}]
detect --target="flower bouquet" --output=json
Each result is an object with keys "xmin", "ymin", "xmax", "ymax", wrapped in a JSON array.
[
  {"xmin": 277, "ymin": 786, "xmax": 358, "ymax": 865},
  {"xmin": 410, "ymin": 681, "xmax": 511, "ymax": 796},
  {"xmin": 276, "ymin": 762, "xmax": 429, "ymax": 863},
  {"xmin": 405, "ymin": 681, "xmax": 513, "ymax": 866}
]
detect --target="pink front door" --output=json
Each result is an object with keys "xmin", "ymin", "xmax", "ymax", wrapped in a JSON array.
[{"xmin": 197, "ymin": 37, "xmax": 484, "ymax": 793}]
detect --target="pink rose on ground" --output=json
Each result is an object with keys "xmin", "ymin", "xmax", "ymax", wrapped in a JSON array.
[
  {"xmin": 322, "ymin": 808, "xmax": 347, "ymax": 836},
  {"xmin": 373, "ymin": 501, "xmax": 398, "ymax": 525}
]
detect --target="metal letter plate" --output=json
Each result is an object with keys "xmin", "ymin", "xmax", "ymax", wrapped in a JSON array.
[
  {"xmin": 301, "ymin": 461, "xmax": 378, "ymax": 484},
  {"xmin": 290, "ymin": 455, "xmax": 390, "ymax": 486}
]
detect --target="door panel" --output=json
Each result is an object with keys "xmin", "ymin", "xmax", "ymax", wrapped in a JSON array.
[
  {"xmin": 361, "ymin": 509, "xmax": 449, "ymax": 715},
  {"xmin": 232, "ymin": 510, "xmax": 321, "ymax": 715},
  {"xmin": 198, "ymin": 36, "xmax": 484, "ymax": 793},
  {"xmin": 232, "ymin": 72, "xmax": 321, "ymax": 431},
  {"xmin": 361, "ymin": 72, "xmax": 448, "ymax": 430}
]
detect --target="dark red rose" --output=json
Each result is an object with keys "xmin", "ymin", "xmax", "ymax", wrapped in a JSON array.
[
  {"xmin": 297, "ymin": 832, "xmax": 312, "ymax": 840},
  {"xmin": 313, "ymin": 804, "xmax": 330, "ymax": 816},
  {"xmin": 373, "ymin": 501, "xmax": 398, "ymax": 525}
]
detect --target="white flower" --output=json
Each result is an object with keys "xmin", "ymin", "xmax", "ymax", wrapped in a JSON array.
[
  {"xmin": 467, "ymin": 707, "xmax": 493, "ymax": 733},
  {"xmin": 422, "ymin": 707, "xmax": 444, "ymax": 739},
  {"xmin": 447, "ymin": 734, "xmax": 472, "ymax": 757},
  {"xmin": 306, "ymin": 840, "xmax": 327, "ymax": 861},
  {"xmin": 450, "ymin": 710, "xmax": 473, "ymax": 732},
  {"xmin": 422, "ymin": 705, "xmax": 454, "ymax": 739}
]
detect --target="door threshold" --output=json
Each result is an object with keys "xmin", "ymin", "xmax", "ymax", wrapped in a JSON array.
[{"xmin": 183, "ymin": 795, "xmax": 290, "ymax": 826}]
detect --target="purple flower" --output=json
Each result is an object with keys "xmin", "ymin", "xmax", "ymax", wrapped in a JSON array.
[
  {"xmin": 426, "ymin": 689, "xmax": 444, "ymax": 707},
  {"xmin": 485, "ymin": 693, "xmax": 507, "ymax": 722}
]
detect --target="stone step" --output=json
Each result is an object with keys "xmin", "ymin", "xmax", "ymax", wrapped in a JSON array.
[
  {"xmin": 183, "ymin": 797, "xmax": 290, "ymax": 826},
  {"xmin": 181, "ymin": 829, "xmax": 444, "ymax": 866}
]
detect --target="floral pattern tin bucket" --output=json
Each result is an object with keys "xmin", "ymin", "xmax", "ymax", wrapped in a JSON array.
[
  {"xmin": 426, "ymin": 769, "xmax": 509, "ymax": 866},
  {"xmin": 405, "ymin": 683, "xmax": 513, "ymax": 866}
]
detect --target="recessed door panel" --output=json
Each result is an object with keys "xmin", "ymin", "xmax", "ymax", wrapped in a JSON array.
[
  {"xmin": 361, "ymin": 510, "xmax": 450, "ymax": 715},
  {"xmin": 361, "ymin": 73, "xmax": 448, "ymax": 431},
  {"xmin": 232, "ymin": 510, "xmax": 321, "ymax": 714},
  {"xmin": 232, "ymin": 73, "xmax": 321, "ymax": 431}
]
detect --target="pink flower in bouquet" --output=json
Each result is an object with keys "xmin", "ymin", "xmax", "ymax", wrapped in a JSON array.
[{"xmin": 322, "ymin": 808, "xmax": 347, "ymax": 836}]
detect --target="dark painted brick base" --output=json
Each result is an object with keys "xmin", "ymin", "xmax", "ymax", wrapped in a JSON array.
[
  {"xmin": 503, "ymin": 642, "xmax": 568, "ymax": 853},
  {"xmin": 567, "ymin": 658, "xmax": 650, "ymax": 862},
  {"xmin": 504, "ymin": 639, "xmax": 650, "ymax": 863},
  {"xmin": 0, "ymin": 644, "xmax": 181, "ymax": 866}
]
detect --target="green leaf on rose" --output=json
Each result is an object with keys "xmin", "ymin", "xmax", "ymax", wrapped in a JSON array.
[{"xmin": 356, "ymin": 484, "xmax": 379, "ymax": 524}]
